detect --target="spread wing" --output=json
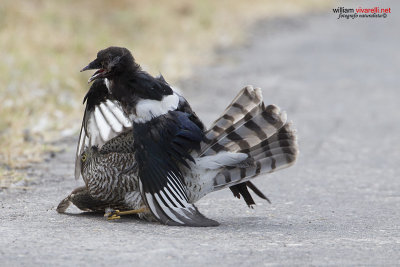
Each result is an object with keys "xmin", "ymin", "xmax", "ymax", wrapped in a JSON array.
[
  {"xmin": 134, "ymin": 111, "xmax": 219, "ymax": 227},
  {"xmin": 75, "ymin": 80, "xmax": 133, "ymax": 179}
]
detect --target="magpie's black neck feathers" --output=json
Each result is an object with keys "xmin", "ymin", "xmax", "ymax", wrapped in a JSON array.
[{"xmin": 109, "ymin": 67, "xmax": 173, "ymax": 109}]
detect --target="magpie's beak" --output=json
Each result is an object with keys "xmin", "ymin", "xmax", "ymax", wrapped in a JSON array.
[
  {"xmin": 80, "ymin": 59, "xmax": 100, "ymax": 72},
  {"xmin": 80, "ymin": 59, "xmax": 105, "ymax": 83}
]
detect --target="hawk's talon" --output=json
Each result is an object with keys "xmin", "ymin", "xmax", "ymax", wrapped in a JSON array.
[
  {"xmin": 107, "ymin": 214, "xmax": 121, "ymax": 220},
  {"xmin": 104, "ymin": 207, "xmax": 149, "ymax": 221},
  {"xmin": 104, "ymin": 209, "xmax": 121, "ymax": 220}
]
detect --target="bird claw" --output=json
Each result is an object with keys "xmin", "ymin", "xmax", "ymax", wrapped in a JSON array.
[
  {"xmin": 104, "ymin": 209, "xmax": 121, "ymax": 220},
  {"xmin": 104, "ymin": 207, "xmax": 149, "ymax": 221}
]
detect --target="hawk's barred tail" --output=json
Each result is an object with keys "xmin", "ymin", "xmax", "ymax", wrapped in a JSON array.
[
  {"xmin": 197, "ymin": 86, "xmax": 298, "ymax": 199},
  {"xmin": 200, "ymin": 85, "xmax": 263, "ymax": 156},
  {"xmin": 212, "ymin": 123, "xmax": 298, "ymax": 191}
]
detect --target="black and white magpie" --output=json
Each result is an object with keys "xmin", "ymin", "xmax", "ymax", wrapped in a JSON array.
[{"xmin": 63, "ymin": 46, "xmax": 298, "ymax": 227}]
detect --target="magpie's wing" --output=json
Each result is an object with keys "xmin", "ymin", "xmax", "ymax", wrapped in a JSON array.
[
  {"xmin": 134, "ymin": 111, "xmax": 219, "ymax": 227},
  {"xmin": 75, "ymin": 80, "xmax": 132, "ymax": 179}
]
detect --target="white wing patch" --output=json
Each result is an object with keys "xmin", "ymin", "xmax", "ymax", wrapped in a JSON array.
[
  {"xmin": 94, "ymin": 107, "xmax": 112, "ymax": 141},
  {"xmin": 105, "ymin": 100, "xmax": 132, "ymax": 127},
  {"xmin": 87, "ymin": 113, "xmax": 103, "ymax": 147},
  {"xmin": 89, "ymin": 100, "xmax": 132, "ymax": 146},
  {"xmin": 131, "ymin": 93, "xmax": 179, "ymax": 123},
  {"xmin": 99, "ymin": 103, "xmax": 123, "ymax": 132}
]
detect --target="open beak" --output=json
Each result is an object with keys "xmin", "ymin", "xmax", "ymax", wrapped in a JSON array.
[{"xmin": 80, "ymin": 59, "xmax": 106, "ymax": 83}]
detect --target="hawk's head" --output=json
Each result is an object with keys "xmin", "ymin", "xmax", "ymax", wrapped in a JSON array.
[{"xmin": 80, "ymin": 146, "xmax": 99, "ymax": 169}]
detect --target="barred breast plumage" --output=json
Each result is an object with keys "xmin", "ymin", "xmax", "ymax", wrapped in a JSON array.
[{"xmin": 79, "ymin": 131, "xmax": 143, "ymax": 209}]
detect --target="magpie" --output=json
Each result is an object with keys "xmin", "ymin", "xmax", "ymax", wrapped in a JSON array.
[{"xmin": 59, "ymin": 47, "xmax": 298, "ymax": 227}]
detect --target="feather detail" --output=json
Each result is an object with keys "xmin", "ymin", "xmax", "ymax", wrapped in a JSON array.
[
  {"xmin": 190, "ymin": 86, "xmax": 298, "ymax": 205},
  {"xmin": 195, "ymin": 152, "xmax": 248, "ymax": 170},
  {"xmin": 134, "ymin": 111, "xmax": 217, "ymax": 226}
]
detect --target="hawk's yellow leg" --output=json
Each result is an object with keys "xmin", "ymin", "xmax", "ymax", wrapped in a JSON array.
[{"xmin": 105, "ymin": 207, "xmax": 149, "ymax": 220}]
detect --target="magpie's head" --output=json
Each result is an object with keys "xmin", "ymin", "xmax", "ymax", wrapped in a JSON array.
[{"xmin": 81, "ymin": 47, "xmax": 138, "ymax": 83}]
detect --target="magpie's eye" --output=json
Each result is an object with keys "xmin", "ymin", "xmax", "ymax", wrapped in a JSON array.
[{"xmin": 81, "ymin": 153, "xmax": 87, "ymax": 162}]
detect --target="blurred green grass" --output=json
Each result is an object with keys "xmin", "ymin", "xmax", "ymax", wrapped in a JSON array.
[{"xmin": 0, "ymin": 0, "xmax": 331, "ymax": 186}]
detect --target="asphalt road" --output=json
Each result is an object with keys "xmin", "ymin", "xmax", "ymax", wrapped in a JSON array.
[{"xmin": 1, "ymin": 2, "xmax": 399, "ymax": 266}]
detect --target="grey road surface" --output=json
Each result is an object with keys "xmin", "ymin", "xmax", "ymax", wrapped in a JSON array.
[{"xmin": 1, "ymin": 3, "xmax": 399, "ymax": 266}]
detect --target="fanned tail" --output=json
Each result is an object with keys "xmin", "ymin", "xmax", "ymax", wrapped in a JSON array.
[
  {"xmin": 197, "ymin": 86, "xmax": 298, "ymax": 206},
  {"xmin": 200, "ymin": 85, "xmax": 263, "ymax": 156},
  {"xmin": 212, "ymin": 123, "xmax": 298, "ymax": 190}
]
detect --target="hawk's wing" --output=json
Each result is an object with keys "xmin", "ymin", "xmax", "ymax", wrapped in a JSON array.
[
  {"xmin": 134, "ymin": 111, "xmax": 219, "ymax": 227},
  {"xmin": 75, "ymin": 80, "xmax": 132, "ymax": 180}
]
